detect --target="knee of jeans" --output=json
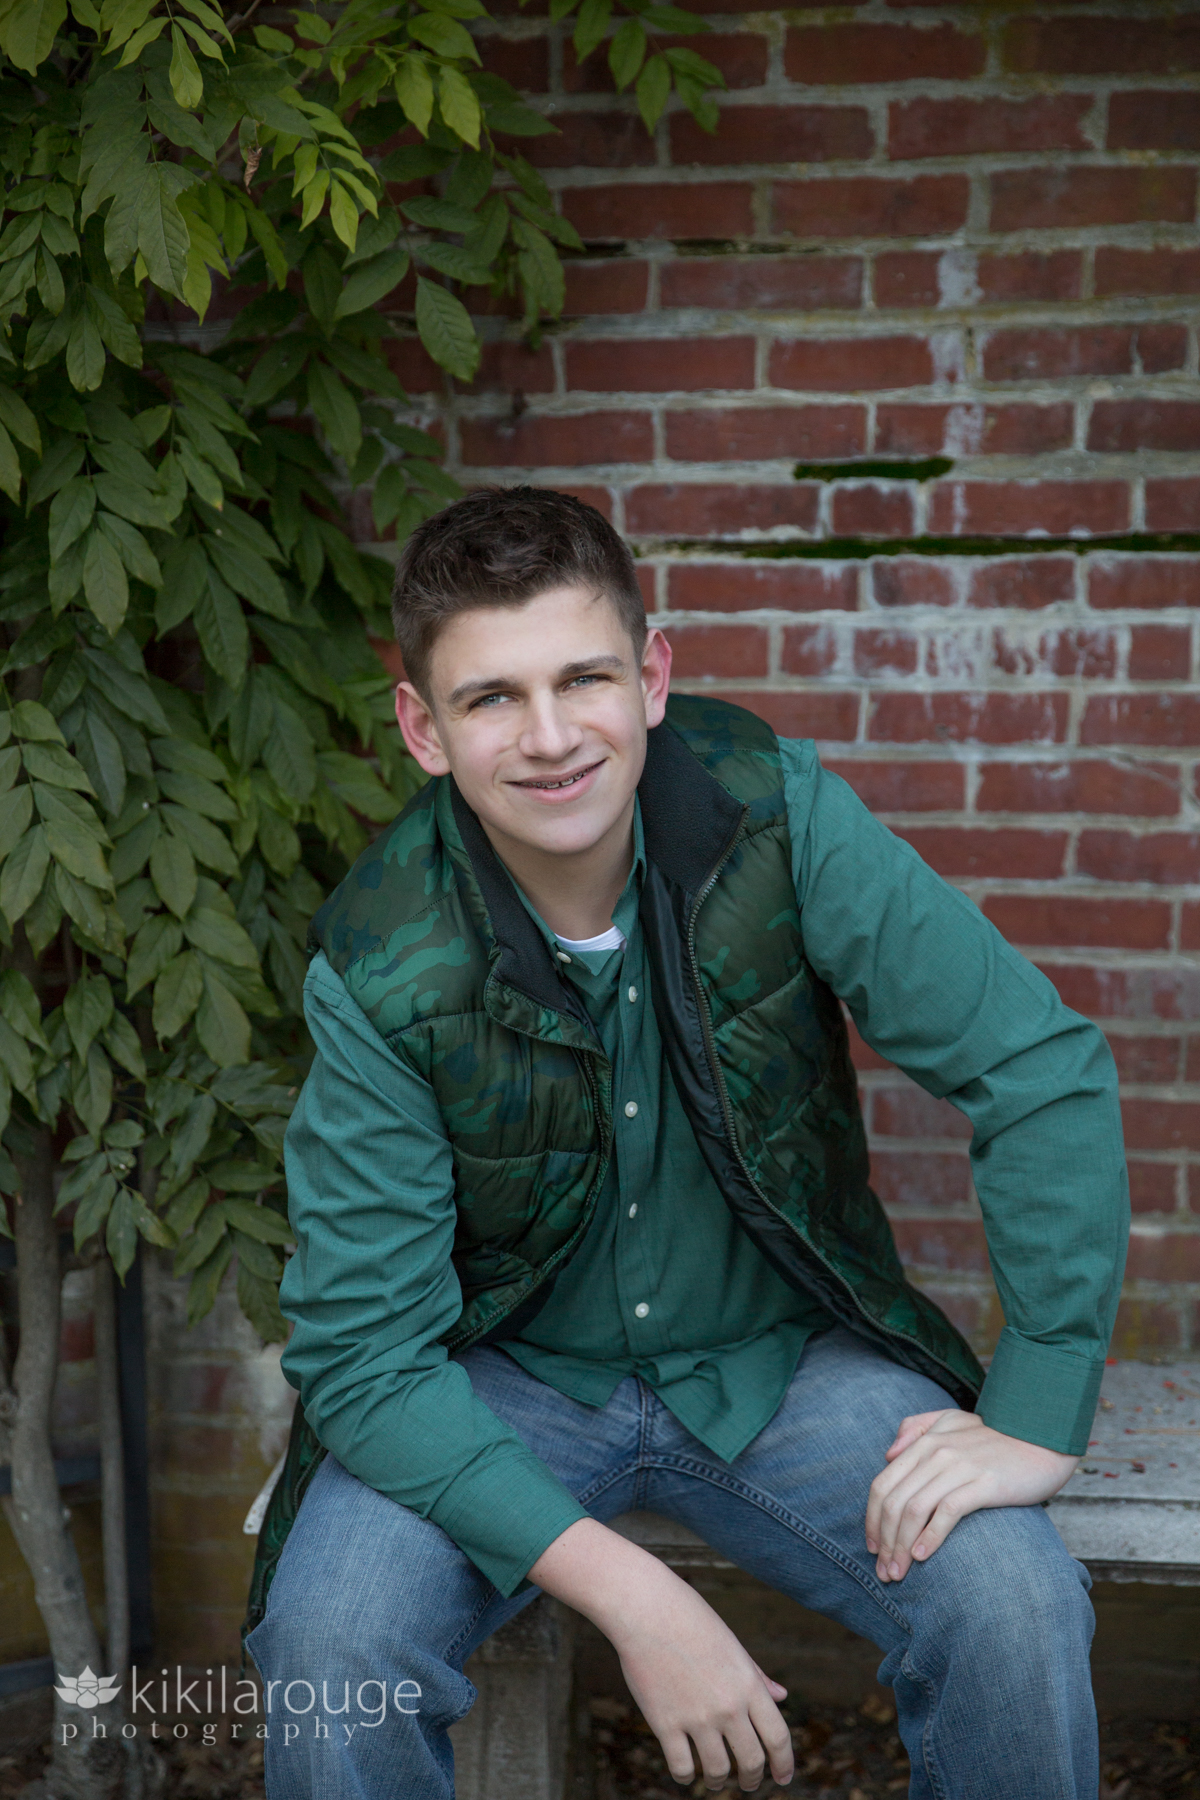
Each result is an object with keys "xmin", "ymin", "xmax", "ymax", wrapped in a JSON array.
[{"xmin": 933, "ymin": 1511, "xmax": 1094, "ymax": 1656}]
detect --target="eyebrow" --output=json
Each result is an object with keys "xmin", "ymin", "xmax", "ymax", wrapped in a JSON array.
[{"xmin": 447, "ymin": 654, "xmax": 627, "ymax": 710}]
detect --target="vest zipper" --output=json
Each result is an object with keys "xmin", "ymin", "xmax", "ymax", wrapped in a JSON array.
[{"xmin": 685, "ymin": 816, "xmax": 972, "ymax": 1397}]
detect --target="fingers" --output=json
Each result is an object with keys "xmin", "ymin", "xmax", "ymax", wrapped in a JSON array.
[
  {"xmin": 660, "ymin": 1727, "xmax": 696, "ymax": 1787},
  {"xmin": 873, "ymin": 1466, "xmax": 980, "ymax": 1581},
  {"xmin": 866, "ymin": 1409, "xmax": 970, "ymax": 1551},
  {"xmin": 884, "ymin": 1409, "xmax": 945, "ymax": 1462},
  {"xmin": 748, "ymin": 1690, "xmax": 796, "ymax": 1788},
  {"xmin": 751, "ymin": 1659, "xmax": 787, "ymax": 1702}
]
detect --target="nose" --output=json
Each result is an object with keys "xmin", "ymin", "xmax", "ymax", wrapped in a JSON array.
[{"xmin": 517, "ymin": 689, "xmax": 585, "ymax": 765}]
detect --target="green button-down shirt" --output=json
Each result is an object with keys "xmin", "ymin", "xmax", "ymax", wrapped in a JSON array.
[{"xmin": 280, "ymin": 739, "xmax": 1128, "ymax": 1597}]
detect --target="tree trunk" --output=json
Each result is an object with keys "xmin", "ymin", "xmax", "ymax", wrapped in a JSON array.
[
  {"xmin": 93, "ymin": 1258, "xmax": 129, "ymax": 1684},
  {"xmin": 1, "ymin": 1129, "xmax": 123, "ymax": 1800}
]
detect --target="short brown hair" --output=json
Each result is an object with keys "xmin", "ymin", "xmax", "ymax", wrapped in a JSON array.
[{"xmin": 391, "ymin": 486, "xmax": 646, "ymax": 696}]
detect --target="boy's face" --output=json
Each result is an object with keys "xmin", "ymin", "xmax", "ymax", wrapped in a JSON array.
[{"xmin": 395, "ymin": 584, "xmax": 671, "ymax": 862}]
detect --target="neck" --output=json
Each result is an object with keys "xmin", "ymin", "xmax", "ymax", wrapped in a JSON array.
[{"xmin": 482, "ymin": 798, "xmax": 636, "ymax": 940}]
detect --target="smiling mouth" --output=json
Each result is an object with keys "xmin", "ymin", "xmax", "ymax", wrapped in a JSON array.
[{"xmin": 514, "ymin": 761, "xmax": 602, "ymax": 791}]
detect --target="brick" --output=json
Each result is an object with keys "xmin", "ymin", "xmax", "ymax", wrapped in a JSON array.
[
  {"xmin": 774, "ymin": 176, "xmax": 969, "ymax": 241},
  {"xmin": 899, "ymin": 825, "xmax": 1066, "ymax": 880},
  {"xmin": 868, "ymin": 691, "xmax": 1069, "ymax": 745},
  {"xmin": 888, "ymin": 96, "xmax": 1089, "ymax": 161},
  {"xmin": 1003, "ymin": 16, "xmax": 1200, "ymax": 76},
  {"xmin": 770, "ymin": 335, "xmax": 933, "ymax": 392},
  {"xmin": 563, "ymin": 258, "xmax": 649, "ymax": 315},
  {"xmin": 660, "ymin": 255, "xmax": 863, "ymax": 312},
  {"xmin": 1108, "ymin": 1036, "xmax": 1181, "ymax": 1083},
  {"xmin": 853, "ymin": 627, "xmax": 920, "ymax": 676},
  {"xmin": 1077, "ymin": 830, "xmax": 1200, "ymax": 885},
  {"xmin": 870, "ymin": 558, "xmax": 956, "ymax": 608},
  {"xmin": 1141, "ymin": 323, "xmax": 1191, "ymax": 374},
  {"xmin": 968, "ymin": 558, "xmax": 1076, "ymax": 610},
  {"xmin": 385, "ymin": 337, "xmax": 442, "ymax": 394},
  {"xmin": 1112, "ymin": 1298, "xmax": 1188, "ymax": 1356},
  {"xmin": 824, "ymin": 759, "xmax": 965, "ymax": 811},
  {"xmin": 993, "ymin": 627, "xmax": 1117, "ymax": 680},
  {"xmin": 520, "ymin": 111, "xmax": 656, "ymax": 169},
  {"xmin": 671, "ymin": 105, "xmax": 872, "ymax": 166},
  {"xmin": 1095, "ymin": 246, "xmax": 1200, "ymax": 298},
  {"xmin": 1124, "ymin": 1229, "xmax": 1200, "ymax": 1284},
  {"xmin": 983, "ymin": 326, "xmax": 1136, "ymax": 382},
  {"xmin": 1037, "ymin": 960, "xmax": 1200, "ymax": 1022},
  {"xmin": 718, "ymin": 689, "xmax": 861, "ymax": 740},
  {"xmin": 568, "ymin": 30, "xmax": 767, "ymax": 90},
  {"xmin": 872, "ymin": 1150, "xmax": 972, "ymax": 1212},
  {"xmin": 477, "ymin": 32, "xmax": 549, "ymax": 87},
  {"xmin": 662, "ymin": 623, "xmax": 767, "ymax": 678},
  {"xmin": 927, "ymin": 480, "xmax": 1129, "ymax": 536},
  {"xmin": 1088, "ymin": 558, "xmax": 1200, "ymax": 610},
  {"xmin": 782, "ymin": 623, "xmax": 840, "ymax": 677},
  {"xmin": 1145, "ymin": 480, "xmax": 1200, "ymax": 531},
  {"xmin": 637, "ymin": 564, "xmax": 656, "ymax": 609},
  {"xmin": 890, "ymin": 1216, "xmax": 989, "ymax": 1274},
  {"xmin": 1090, "ymin": 400, "xmax": 1200, "ymax": 455},
  {"xmin": 976, "ymin": 250, "xmax": 1083, "ymax": 303},
  {"xmin": 872, "ymin": 1086, "xmax": 972, "ymax": 1141},
  {"xmin": 1082, "ymin": 694, "xmax": 1200, "ymax": 747},
  {"xmin": 990, "ymin": 167, "xmax": 1197, "ymax": 232},
  {"xmin": 1188, "ymin": 1036, "xmax": 1200, "ymax": 1083},
  {"xmin": 466, "ymin": 340, "xmax": 555, "ymax": 393},
  {"xmin": 831, "ymin": 484, "xmax": 915, "ymax": 537},
  {"xmin": 875, "ymin": 402, "xmax": 1073, "ymax": 456},
  {"xmin": 665, "ymin": 404, "xmax": 866, "ymax": 463},
  {"xmin": 785, "ymin": 23, "xmax": 985, "ymax": 85},
  {"xmin": 1129, "ymin": 625, "xmax": 1192, "ymax": 681},
  {"xmin": 563, "ymin": 182, "xmax": 753, "ymax": 241},
  {"xmin": 874, "ymin": 252, "xmax": 941, "ymax": 309},
  {"xmin": 668, "ymin": 562, "xmax": 859, "ymax": 613},
  {"xmin": 1110, "ymin": 90, "xmax": 1200, "ymax": 151},
  {"xmin": 1184, "ymin": 902, "xmax": 1200, "ymax": 952},
  {"xmin": 846, "ymin": 1017, "xmax": 891, "ymax": 1073},
  {"xmin": 624, "ymin": 483, "xmax": 820, "ymax": 537},
  {"xmin": 458, "ymin": 410, "xmax": 653, "ymax": 467},
  {"xmin": 565, "ymin": 337, "xmax": 755, "ymax": 393},
  {"xmin": 983, "ymin": 895, "xmax": 1172, "ymax": 951}
]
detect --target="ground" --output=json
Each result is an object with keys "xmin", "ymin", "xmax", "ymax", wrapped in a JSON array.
[{"xmin": 0, "ymin": 1704, "xmax": 1196, "ymax": 1798}]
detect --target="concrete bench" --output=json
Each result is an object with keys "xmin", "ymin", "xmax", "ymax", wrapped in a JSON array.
[{"xmin": 448, "ymin": 1359, "xmax": 1200, "ymax": 1800}]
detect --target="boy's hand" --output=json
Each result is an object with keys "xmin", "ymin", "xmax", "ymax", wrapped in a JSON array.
[
  {"xmin": 864, "ymin": 1408, "xmax": 1079, "ymax": 1584},
  {"xmin": 530, "ymin": 1518, "xmax": 793, "ymax": 1792}
]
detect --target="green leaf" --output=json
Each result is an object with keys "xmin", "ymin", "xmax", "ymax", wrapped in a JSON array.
[
  {"xmin": 194, "ymin": 569, "xmax": 249, "ymax": 690},
  {"xmin": 609, "ymin": 17, "xmax": 646, "ymax": 90},
  {"xmin": 318, "ymin": 750, "xmax": 399, "ymax": 823},
  {"xmin": 55, "ymin": 863, "xmax": 114, "ymax": 946},
  {"xmin": 72, "ymin": 1172, "xmax": 117, "ymax": 1251},
  {"xmin": 12, "ymin": 702, "xmax": 66, "ymax": 746},
  {"xmin": 103, "ymin": 1009, "xmax": 146, "ymax": 1080},
  {"xmin": 25, "ymin": 870, "xmax": 63, "ymax": 957},
  {"xmin": 0, "ymin": 785, "xmax": 33, "ymax": 863},
  {"xmin": 162, "ymin": 803, "xmax": 238, "ymax": 875},
  {"xmin": 75, "ymin": 706, "xmax": 127, "ymax": 818},
  {"xmin": 197, "ymin": 967, "xmax": 250, "ymax": 1067},
  {"xmin": 35, "ymin": 247, "xmax": 65, "ymax": 316},
  {"xmin": 81, "ymin": 647, "xmax": 170, "ymax": 733},
  {"xmin": 29, "ymin": 438, "xmax": 86, "ymax": 508},
  {"xmin": 409, "ymin": 9, "xmax": 479, "ymax": 62},
  {"xmin": 49, "ymin": 478, "xmax": 97, "ymax": 562},
  {"xmin": 574, "ymin": 0, "xmax": 612, "ymax": 62},
  {"xmin": 0, "ymin": 385, "xmax": 40, "ymax": 456},
  {"xmin": 56, "ymin": 1150, "xmax": 108, "ymax": 1211},
  {"xmin": 137, "ymin": 163, "xmax": 194, "ymax": 297},
  {"xmin": 66, "ymin": 305, "xmax": 106, "ymax": 393},
  {"xmin": 184, "ymin": 905, "xmax": 258, "ymax": 969},
  {"xmin": 440, "ymin": 65, "xmax": 481, "ymax": 148},
  {"xmin": 236, "ymin": 1260, "xmax": 288, "ymax": 1340},
  {"xmin": 82, "ymin": 526, "xmax": 130, "ymax": 635},
  {"xmin": 21, "ymin": 744, "xmax": 94, "ymax": 795},
  {"xmin": 206, "ymin": 538, "xmax": 289, "ymax": 621},
  {"xmin": 306, "ymin": 360, "xmax": 361, "ymax": 465},
  {"xmin": 177, "ymin": 439, "xmax": 224, "ymax": 509},
  {"xmin": 153, "ymin": 948, "xmax": 203, "ymax": 1038},
  {"xmin": 150, "ymin": 831, "xmax": 197, "ymax": 918},
  {"xmin": 0, "ymin": 422, "xmax": 20, "ymax": 506},
  {"xmin": 0, "ymin": 825, "xmax": 49, "ymax": 924},
  {"xmin": 328, "ymin": 180, "xmax": 359, "ymax": 253},
  {"xmin": 414, "ymin": 276, "xmax": 479, "ymax": 382},
  {"xmin": 636, "ymin": 52, "xmax": 671, "ymax": 133},
  {"xmin": 87, "ymin": 286, "xmax": 141, "ymax": 370},
  {"xmin": 395, "ymin": 53, "xmax": 434, "ymax": 135},
  {"xmin": 224, "ymin": 1198, "xmax": 292, "ymax": 1243},
  {"xmin": 64, "ymin": 972, "xmax": 114, "ymax": 1061},
  {"xmin": 335, "ymin": 249, "xmax": 410, "ymax": 321},
  {"xmin": 169, "ymin": 22, "xmax": 204, "ymax": 110},
  {"xmin": 186, "ymin": 1235, "xmax": 232, "ymax": 1324},
  {"xmin": 73, "ymin": 1039, "xmax": 113, "ymax": 1135},
  {"xmin": 157, "ymin": 770, "xmax": 237, "ymax": 823},
  {"xmin": 485, "ymin": 101, "xmax": 556, "ymax": 138},
  {"xmin": 163, "ymin": 1175, "xmax": 209, "ymax": 1239},
  {"xmin": 0, "ymin": 1015, "xmax": 34, "ymax": 1099},
  {"xmin": 105, "ymin": 1188, "xmax": 138, "ymax": 1276},
  {"xmin": 0, "ymin": 0, "xmax": 67, "ymax": 71},
  {"xmin": 97, "ymin": 514, "xmax": 162, "ymax": 588},
  {"xmin": 126, "ymin": 914, "xmax": 184, "ymax": 999},
  {"xmin": 43, "ymin": 813, "xmax": 113, "ymax": 890},
  {"xmin": 157, "ymin": 537, "xmax": 208, "ymax": 632}
]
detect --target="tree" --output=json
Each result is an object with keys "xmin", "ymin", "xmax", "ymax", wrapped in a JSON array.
[{"xmin": 0, "ymin": 0, "xmax": 722, "ymax": 1792}]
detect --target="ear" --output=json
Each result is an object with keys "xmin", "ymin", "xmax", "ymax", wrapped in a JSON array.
[
  {"xmin": 395, "ymin": 682, "xmax": 451, "ymax": 776},
  {"xmin": 641, "ymin": 627, "xmax": 672, "ymax": 730}
]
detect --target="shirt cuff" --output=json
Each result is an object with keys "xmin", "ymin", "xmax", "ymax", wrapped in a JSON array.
[
  {"xmin": 974, "ymin": 1328, "xmax": 1105, "ymax": 1456},
  {"xmin": 429, "ymin": 1449, "xmax": 590, "ymax": 1598}
]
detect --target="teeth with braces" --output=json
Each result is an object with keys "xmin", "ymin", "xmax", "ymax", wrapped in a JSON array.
[{"xmin": 525, "ymin": 768, "xmax": 592, "ymax": 790}]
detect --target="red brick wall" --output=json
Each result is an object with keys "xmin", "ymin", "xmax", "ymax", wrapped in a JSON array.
[{"xmin": 382, "ymin": 0, "xmax": 1200, "ymax": 1360}]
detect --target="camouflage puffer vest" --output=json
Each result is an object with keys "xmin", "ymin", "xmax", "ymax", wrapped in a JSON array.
[{"xmin": 244, "ymin": 694, "xmax": 983, "ymax": 1638}]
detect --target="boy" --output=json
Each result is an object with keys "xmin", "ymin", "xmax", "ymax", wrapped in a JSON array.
[{"xmin": 247, "ymin": 487, "xmax": 1128, "ymax": 1799}]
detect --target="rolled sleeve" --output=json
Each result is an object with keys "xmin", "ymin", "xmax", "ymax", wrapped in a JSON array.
[
  {"xmin": 280, "ymin": 952, "xmax": 588, "ymax": 1594},
  {"xmin": 781, "ymin": 739, "xmax": 1129, "ymax": 1455}
]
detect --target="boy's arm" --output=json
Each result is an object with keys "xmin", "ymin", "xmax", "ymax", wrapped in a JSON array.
[
  {"xmin": 783, "ymin": 740, "xmax": 1129, "ymax": 1574},
  {"xmin": 280, "ymin": 951, "xmax": 589, "ymax": 1597}
]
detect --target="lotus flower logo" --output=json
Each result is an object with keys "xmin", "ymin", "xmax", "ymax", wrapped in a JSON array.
[{"xmin": 54, "ymin": 1667, "xmax": 122, "ymax": 1708}]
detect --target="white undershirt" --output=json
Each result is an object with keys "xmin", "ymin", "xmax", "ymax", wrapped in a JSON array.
[{"xmin": 555, "ymin": 924, "xmax": 626, "ymax": 955}]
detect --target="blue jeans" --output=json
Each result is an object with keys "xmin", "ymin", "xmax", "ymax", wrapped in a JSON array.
[{"xmin": 247, "ymin": 1327, "xmax": 1096, "ymax": 1800}]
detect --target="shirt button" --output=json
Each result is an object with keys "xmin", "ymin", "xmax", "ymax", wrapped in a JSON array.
[
  {"xmin": 624, "ymin": 1100, "xmax": 638, "ymax": 1118},
  {"xmin": 628, "ymin": 1203, "xmax": 638, "ymax": 1218},
  {"xmin": 556, "ymin": 951, "xmax": 571, "ymax": 964},
  {"xmin": 627, "ymin": 985, "xmax": 638, "ymax": 1002},
  {"xmin": 634, "ymin": 1302, "xmax": 650, "ymax": 1319}
]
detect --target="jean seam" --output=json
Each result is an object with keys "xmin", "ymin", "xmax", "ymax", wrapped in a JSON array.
[
  {"xmin": 643, "ymin": 1452, "xmax": 912, "ymax": 1633},
  {"xmin": 576, "ymin": 1458, "xmax": 644, "ymax": 1513},
  {"xmin": 899, "ymin": 1652, "xmax": 949, "ymax": 1800},
  {"xmin": 443, "ymin": 1586, "xmax": 501, "ymax": 1664}
]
